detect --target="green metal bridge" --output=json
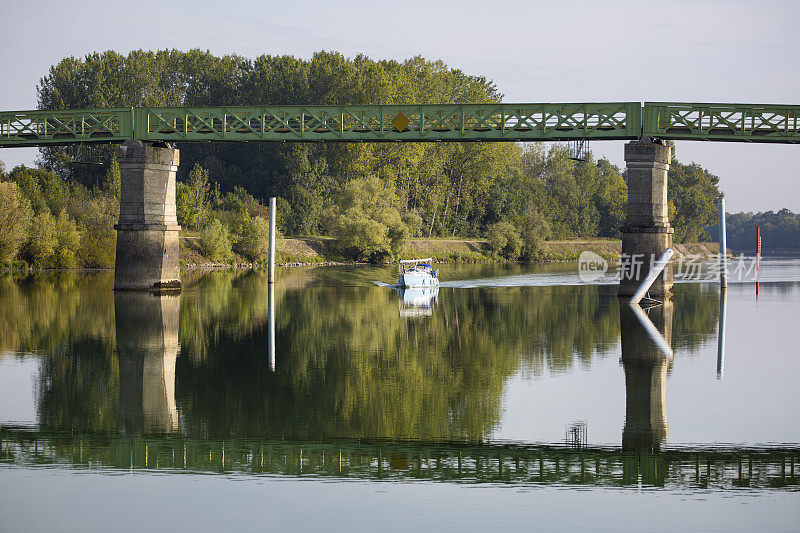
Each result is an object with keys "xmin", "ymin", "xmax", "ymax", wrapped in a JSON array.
[
  {"xmin": 1, "ymin": 102, "xmax": 799, "ymax": 147},
  {"xmin": 2, "ymin": 427, "xmax": 798, "ymax": 491}
]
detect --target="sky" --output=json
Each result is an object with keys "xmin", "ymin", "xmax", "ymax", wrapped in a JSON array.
[{"xmin": 1, "ymin": 0, "xmax": 797, "ymax": 213}]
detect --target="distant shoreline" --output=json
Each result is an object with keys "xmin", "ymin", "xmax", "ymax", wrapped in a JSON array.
[
  {"xmin": 181, "ymin": 238, "xmax": 721, "ymax": 271},
  {"xmin": 2, "ymin": 238, "xmax": 722, "ymax": 273}
]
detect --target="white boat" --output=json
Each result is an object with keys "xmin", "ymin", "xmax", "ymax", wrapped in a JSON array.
[{"xmin": 398, "ymin": 258, "xmax": 439, "ymax": 288}]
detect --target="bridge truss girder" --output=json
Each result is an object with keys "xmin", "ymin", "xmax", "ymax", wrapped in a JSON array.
[{"xmin": 1, "ymin": 102, "xmax": 798, "ymax": 148}]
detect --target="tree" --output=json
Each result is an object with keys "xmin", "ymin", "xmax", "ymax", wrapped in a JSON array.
[
  {"xmin": 199, "ymin": 219, "xmax": 233, "ymax": 263},
  {"xmin": 53, "ymin": 211, "xmax": 80, "ymax": 268},
  {"xmin": 0, "ymin": 182, "xmax": 33, "ymax": 264},
  {"xmin": 25, "ymin": 211, "xmax": 57, "ymax": 267},
  {"xmin": 8, "ymin": 165, "xmax": 70, "ymax": 215},
  {"xmin": 712, "ymin": 209, "xmax": 800, "ymax": 252},
  {"xmin": 487, "ymin": 221, "xmax": 522, "ymax": 260},
  {"xmin": 102, "ymin": 156, "xmax": 121, "ymax": 199},
  {"xmin": 176, "ymin": 182, "xmax": 201, "ymax": 228},
  {"xmin": 77, "ymin": 197, "xmax": 117, "ymax": 268},
  {"xmin": 234, "ymin": 216, "xmax": 271, "ymax": 262},
  {"xmin": 329, "ymin": 177, "xmax": 407, "ymax": 262},
  {"xmin": 520, "ymin": 205, "xmax": 550, "ymax": 261},
  {"xmin": 35, "ymin": 50, "xmax": 505, "ymax": 238},
  {"xmin": 593, "ymin": 159, "xmax": 627, "ymax": 238},
  {"xmin": 668, "ymin": 162, "xmax": 721, "ymax": 242},
  {"xmin": 401, "ymin": 211, "xmax": 424, "ymax": 237},
  {"xmin": 187, "ymin": 163, "xmax": 210, "ymax": 224}
]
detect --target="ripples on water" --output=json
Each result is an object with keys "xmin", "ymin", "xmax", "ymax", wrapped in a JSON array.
[{"xmin": 1, "ymin": 260, "xmax": 799, "ymax": 531}]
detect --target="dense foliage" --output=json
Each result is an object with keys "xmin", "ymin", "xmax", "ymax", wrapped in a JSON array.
[
  {"xmin": 708, "ymin": 209, "xmax": 800, "ymax": 252},
  {"xmin": 667, "ymin": 156, "xmax": 722, "ymax": 242},
  {"xmin": 0, "ymin": 164, "xmax": 114, "ymax": 268},
  {"xmin": 0, "ymin": 157, "xmax": 276, "ymax": 267},
  {"xmin": 324, "ymin": 177, "xmax": 407, "ymax": 262},
  {"xmin": 12, "ymin": 49, "xmax": 723, "ymax": 266}
]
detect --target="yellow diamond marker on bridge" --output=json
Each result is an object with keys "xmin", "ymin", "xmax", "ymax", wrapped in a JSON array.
[{"xmin": 392, "ymin": 112, "xmax": 410, "ymax": 132}]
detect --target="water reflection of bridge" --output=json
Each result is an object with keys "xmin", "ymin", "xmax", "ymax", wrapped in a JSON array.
[{"xmin": 1, "ymin": 428, "xmax": 798, "ymax": 491}]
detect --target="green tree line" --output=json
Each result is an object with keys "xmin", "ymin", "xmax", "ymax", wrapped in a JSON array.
[
  {"xmin": 0, "ymin": 158, "xmax": 277, "ymax": 267},
  {"xmin": 2, "ymin": 49, "xmax": 722, "ymax": 266},
  {"xmin": 707, "ymin": 209, "xmax": 800, "ymax": 252}
]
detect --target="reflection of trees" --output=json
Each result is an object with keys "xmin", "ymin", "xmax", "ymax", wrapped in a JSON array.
[
  {"xmin": 37, "ymin": 337, "xmax": 118, "ymax": 433},
  {"xmin": 174, "ymin": 274, "xmax": 719, "ymax": 442},
  {"xmin": 515, "ymin": 285, "xmax": 621, "ymax": 374},
  {"xmin": 178, "ymin": 270, "xmax": 271, "ymax": 362},
  {"xmin": 0, "ymin": 273, "xmax": 118, "ymax": 433},
  {"xmin": 0, "ymin": 269, "xmax": 722, "ymax": 442},
  {"xmin": 672, "ymin": 283, "xmax": 722, "ymax": 353},
  {"xmin": 176, "ymin": 285, "xmax": 519, "ymax": 440},
  {"xmin": 0, "ymin": 273, "xmax": 115, "ymax": 356}
]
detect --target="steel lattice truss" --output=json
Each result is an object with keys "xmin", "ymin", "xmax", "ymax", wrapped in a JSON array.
[
  {"xmin": 131, "ymin": 103, "xmax": 639, "ymax": 143},
  {"xmin": 0, "ymin": 108, "xmax": 131, "ymax": 147},
  {"xmin": 643, "ymin": 102, "xmax": 800, "ymax": 143},
  {"xmin": 1, "ymin": 102, "xmax": 799, "ymax": 147}
]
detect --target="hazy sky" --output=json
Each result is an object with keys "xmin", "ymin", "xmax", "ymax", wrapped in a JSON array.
[{"xmin": 1, "ymin": 0, "xmax": 797, "ymax": 212}]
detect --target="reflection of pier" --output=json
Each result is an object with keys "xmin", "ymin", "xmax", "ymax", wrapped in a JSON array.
[
  {"xmin": 1, "ymin": 428, "xmax": 798, "ymax": 491},
  {"xmin": 620, "ymin": 299, "xmax": 673, "ymax": 453},
  {"xmin": 115, "ymin": 292, "xmax": 180, "ymax": 435}
]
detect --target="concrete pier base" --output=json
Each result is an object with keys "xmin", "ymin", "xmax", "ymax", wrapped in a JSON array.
[
  {"xmin": 114, "ymin": 140, "xmax": 181, "ymax": 291},
  {"xmin": 619, "ymin": 139, "xmax": 674, "ymax": 298}
]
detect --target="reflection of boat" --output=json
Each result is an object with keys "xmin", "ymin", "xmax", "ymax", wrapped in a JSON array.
[
  {"xmin": 398, "ymin": 258, "xmax": 439, "ymax": 288},
  {"xmin": 398, "ymin": 286, "xmax": 439, "ymax": 318}
]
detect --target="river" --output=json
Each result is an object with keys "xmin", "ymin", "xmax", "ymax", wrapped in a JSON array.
[{"xmin": 1, "ymin": 259, "xmax": 798, "ymax": 532}]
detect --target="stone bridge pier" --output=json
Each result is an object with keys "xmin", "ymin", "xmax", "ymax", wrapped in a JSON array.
[
  {"xmin": 619, "ymin": 138, "xmax": 674, "ymax": 298},
  {"xmin": 114, "ymin": 140, "xmax": 181, "ymax": 291}
]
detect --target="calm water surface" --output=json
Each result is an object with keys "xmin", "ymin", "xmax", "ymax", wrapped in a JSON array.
[{"xmin": 1, "ymin": 260, "xmax": 799, "ymax": 532}]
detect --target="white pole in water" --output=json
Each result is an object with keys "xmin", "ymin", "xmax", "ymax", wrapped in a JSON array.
[
  {"xmin": 268, "ymin": 198, "xmax": 277, "ymax": 370},
  {"xmin": 629, "ymin": 248, "xmax": 675, "ymax": 305},
  {"xmin": 718, "ymin": 196, "xmax": 727, "ymax": 288},
  {"xmin": 717, "ymin": 286, "xmax": 727, "ymax": 380},
  {"xmin": 269, "ymin": 197, "xmax": 276, "ymax": 284}
]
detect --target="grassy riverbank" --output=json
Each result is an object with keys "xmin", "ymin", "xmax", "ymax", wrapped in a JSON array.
[{"xmin": 180, "ymin": 234, "xmax": 721, "ymax": 268}]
